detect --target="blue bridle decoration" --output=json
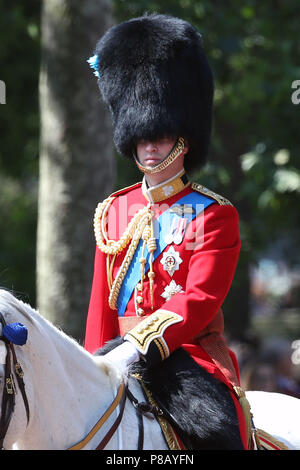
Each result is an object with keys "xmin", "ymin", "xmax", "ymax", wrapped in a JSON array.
[{"xmin": 2, "ymin": 322, "xmax": 28, "ymax": 346}]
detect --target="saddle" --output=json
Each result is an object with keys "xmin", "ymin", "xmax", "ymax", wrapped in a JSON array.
[
  {"xmin": 96, "ymin": 338, "xmax": 289, "ymax": 450},
  {"xmin": 128, "ymin": 377, "xmax": 289, "ymax": 451},
  {"xmin": 129, "ymin": 347, "xmax": 245, "ymax": 450},
  {"xmin": 97, "ymin": 338, "xmax": 245, "ymax": 450}
]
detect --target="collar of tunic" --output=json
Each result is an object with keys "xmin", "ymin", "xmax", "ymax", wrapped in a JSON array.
[{"xmin": 141, "ymin": 169, "xmax": 190, "ymax": 203}]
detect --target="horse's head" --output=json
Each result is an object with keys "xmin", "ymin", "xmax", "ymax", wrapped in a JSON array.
[
  {"xmin": 0, "ymin": 289, "xmax": 127, "ymax": 449},
  {"xmin": 0, "ymin": 290, "xmax": 34, "ymax": 449}
]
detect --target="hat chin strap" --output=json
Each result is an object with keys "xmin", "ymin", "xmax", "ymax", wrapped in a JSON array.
[{"xmin": 134, "ymin": 137, "xmax": 185, "ymax": 175}]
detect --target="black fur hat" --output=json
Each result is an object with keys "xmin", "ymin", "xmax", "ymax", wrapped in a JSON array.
[{"xmin": 93, "ymin": 14, "xmax": 214, "ymax": 173}]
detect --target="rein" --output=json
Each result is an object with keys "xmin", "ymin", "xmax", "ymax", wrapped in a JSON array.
[
  {"xmin": 68, "ymin": 381, "xmax": 127, "ymax": 450},
  {"xmin": 68, "ymin": 377, "xmax": 161, "ymax": 450},
  {"xmin": 0, "ymin": 313, "xmax": 30, "ymax": 450},
  {"xmin": 126, "ymin": 386, "xmax": 163, "ymax": 450}
]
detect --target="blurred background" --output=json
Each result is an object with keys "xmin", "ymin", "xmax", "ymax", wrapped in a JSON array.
[{"xmin": 0, "ymin": 0, "xmax": 300, "ymax": 396}]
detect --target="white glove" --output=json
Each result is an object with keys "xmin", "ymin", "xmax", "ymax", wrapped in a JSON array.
[{"xmin": 102, "ymin": 341, "xmax": 140, "ymax": 372}]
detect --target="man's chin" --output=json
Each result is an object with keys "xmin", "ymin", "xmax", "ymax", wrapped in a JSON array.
[{"xmin": 144, "ymin": 159, "xmax": 161, "ymax": 166}]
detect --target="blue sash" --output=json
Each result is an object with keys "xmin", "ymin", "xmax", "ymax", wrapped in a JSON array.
[{"xmin": 117, "ymin": 191, "xmax": 215, "ymax": 315}]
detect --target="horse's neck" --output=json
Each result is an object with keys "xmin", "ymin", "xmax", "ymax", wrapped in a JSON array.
[{"xmin": 15, "ymin": 310, "xmax": 121, "ymax": 450}]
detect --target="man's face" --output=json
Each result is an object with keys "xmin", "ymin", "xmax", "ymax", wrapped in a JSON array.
[{"xmin": 136, "ymin": 137, "xmax": 177, "ymax": 167}]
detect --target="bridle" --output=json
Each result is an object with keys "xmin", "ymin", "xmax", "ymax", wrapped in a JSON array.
[{"xmin": 0, "ymin": 313, "xmax": 30, "ymax": 450}]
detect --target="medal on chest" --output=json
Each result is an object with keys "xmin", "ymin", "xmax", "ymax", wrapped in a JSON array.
[
  {"xmin": 164, "ymin": 204, "xmax": 194, "ymax": 246},
  {"xmin": 160, "ymin": 245, "xmax": 183, "ymax": 277},
  {"xmin": 161, "ymin": 280, "xmax": 184, "ymax": 301}
]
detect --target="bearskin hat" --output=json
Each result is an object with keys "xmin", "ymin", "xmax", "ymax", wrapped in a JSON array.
[{"xmin": 93, "ymin": 14, "xmax": 214, "ymax": 173}]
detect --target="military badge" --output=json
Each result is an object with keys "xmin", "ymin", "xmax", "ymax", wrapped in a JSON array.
[
  {"xmin": 161, "ymin": 280, "xmax": 184, "ymax": 301},
  {"xmin": 160, "ymin": 246, "xmax": 183, "ymax": 276}
]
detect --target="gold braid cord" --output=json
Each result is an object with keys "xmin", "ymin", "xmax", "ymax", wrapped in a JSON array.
[
  {"xmin": 255, "ymin": 429, "xmax": 290, "ymax": 450},
  {"xmin": 134, "ymin": 137, "xmax": 185, "ymax": 175},
  {"xmin": 108, "ymin": 211, "xmax": 152, "ymax": 310},
  {"xmin": 94, "ymin": 196, "xmax": 156, "ymax": 311},
  {"xmin": 94, "ymin": 196, "xmax": 150, "ymax": 255}
]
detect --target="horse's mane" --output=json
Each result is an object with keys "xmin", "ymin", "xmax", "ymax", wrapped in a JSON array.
[
  {"xmin": 0, "ymin": 289, "xmax": 35, "ymax": 324},
  {"xmin": 0, "ymin": 288, "xmax": 83, "ymax": 344},
  {"xmin": 0, "ymin": 289, "xmax": 94, "ymax": 363}
]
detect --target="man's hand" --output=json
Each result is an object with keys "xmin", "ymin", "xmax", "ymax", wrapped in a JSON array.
[{"xmin": 93, "ymin": 341, "xmax": 140, "ymax": 373}]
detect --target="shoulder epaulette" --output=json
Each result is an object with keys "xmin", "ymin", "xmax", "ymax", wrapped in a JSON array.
[
  {"xmin": 109, "ymin": 181, "xmax": 142, "ymax": 198},
  {"xmin": 191, "ymin": 182, "xmax": 233, "ymax": 206}
]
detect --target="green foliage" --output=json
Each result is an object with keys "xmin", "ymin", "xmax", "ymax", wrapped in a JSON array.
[
  {"xmin": 0, "ymin": 1, "xmax": 40, "ymax": 303},
  {"xmin": 0, "ymin": 0, "xmax": 40, "ymax": 179},
  {"xmin": 0, "ymin": 174, "xmax": 37, "ymax": 302}
]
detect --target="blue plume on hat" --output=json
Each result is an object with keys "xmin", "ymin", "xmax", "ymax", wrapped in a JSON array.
[{"xmin": 87, "ymin": 54, "xmax": 101, "ymax": 78}]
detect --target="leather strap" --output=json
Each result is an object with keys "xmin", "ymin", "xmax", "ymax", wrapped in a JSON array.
[
  {"xmin": 194, "ymin": 309, "xmax": 240, "ymax": 387},
  {"xmin": 9, "ymin": 343, "xmax": 30, "ymax": 424},
  {"xmin": 0, "ymin": 312, "xmax": 30, "ymax": 450},
  {"xmin": 126, "ymin": 386, "xmax": 163, "ymax": 450},
  {"xmin": 95, "ymin": 383, "xmax": 128, "ymax": 450},
  {"xmin": 0, "ymin": 338, "xmax": 15, "ymax": 450},
  {"xmin": 68, "ymin": 381, "xmax": 127, "ymax": 450}
]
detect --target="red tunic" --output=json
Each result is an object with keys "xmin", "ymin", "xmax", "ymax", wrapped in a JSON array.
[{"xmin": 85, "ymin": 178, "xmax": 248, "ymax": 448}]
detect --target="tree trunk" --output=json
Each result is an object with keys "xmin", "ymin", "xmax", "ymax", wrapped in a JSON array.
[{"xmin": 37, "ymin": 0, "xmax": 114, "ymax": 342}]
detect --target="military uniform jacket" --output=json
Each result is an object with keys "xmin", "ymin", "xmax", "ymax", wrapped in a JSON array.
[{"xmin": 85, "ymin": 170, "xmax": 242, "ymax": 386}]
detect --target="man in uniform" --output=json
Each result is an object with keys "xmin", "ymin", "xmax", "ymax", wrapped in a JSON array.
[{"xmin": 85, "ymin": 14, "xmax": 250, "ymax": 449}]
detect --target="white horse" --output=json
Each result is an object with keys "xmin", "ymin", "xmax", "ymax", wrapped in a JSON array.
[{"xmin": 0, "ymin": 289, "xmax": 299, "ymax": 450}]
